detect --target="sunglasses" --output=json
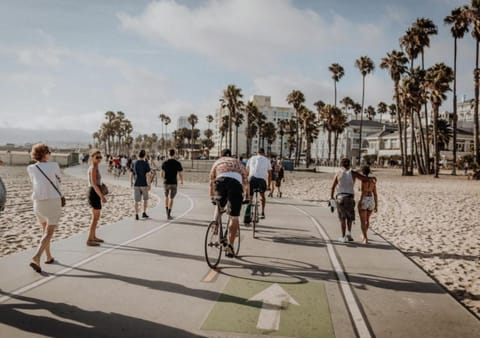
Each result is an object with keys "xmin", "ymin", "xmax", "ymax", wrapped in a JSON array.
[{"xmin": 95, "ymin": 156, "xmax": 103, "ymax": 160}]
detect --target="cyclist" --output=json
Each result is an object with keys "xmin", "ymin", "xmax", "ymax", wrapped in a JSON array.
[
  {"xmin": 209, "ymin": 148, "xmax": 248, "ymax": 257},
  {"xmin": 246, "ymin": 148, "xmax": 271, "ymax": 219}
]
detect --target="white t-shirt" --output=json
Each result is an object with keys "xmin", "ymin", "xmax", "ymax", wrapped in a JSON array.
[
  {"xmin": 246, "ymin": 155, "xmax": 272, "ymax": 180},
  {"xmin": 121, "ymin": 157, "xmax": 128, "ymax": 167},
  {"xmin": 27, "ymin": 162, "xmax": 63, "ymax": 201}
]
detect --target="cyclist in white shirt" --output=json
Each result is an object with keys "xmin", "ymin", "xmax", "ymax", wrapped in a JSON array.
[{"xmin": 246, "ymin": 148, "xmax": 272, "ymax": 219}]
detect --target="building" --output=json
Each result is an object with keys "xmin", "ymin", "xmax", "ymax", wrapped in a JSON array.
[
  {"xmin": 211, "ymin": 95, "xmax": 295, "ymax": 157},
  {"xmin": 177, "ymin": 116, "xmax": 190, "ymax": 130}
]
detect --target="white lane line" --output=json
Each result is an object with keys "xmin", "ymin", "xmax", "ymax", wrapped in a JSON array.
[
  {"xmin": 0, "ymin": 192, "xmax": 194, "ymax": 304},
  {"xmin": 292, "ymin": 206, "xmax": 372, "ymax": 338}
]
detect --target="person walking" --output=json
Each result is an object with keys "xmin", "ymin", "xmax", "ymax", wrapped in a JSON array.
[
  {"xmin": 27, "ymin": 143, "xmax": 63, "ymax": 272},
  {"xmin": 358, "ymin": 165, "xmax": 378, "ymax": 244},
  {"xmin": 209, "ymin": 149, "xmax": 248, "ymax": 257},
  {"xmin": 0, "ymin": 160, "xmax": 6, "ymax": 212},
  {"xmin": 130, "ymin": 149, "xmax": 152, "ymax": 220},
  {"xmin": 161, "ymin": 149, "xmax": 184, "ymax": 220},
  {"xmin": 246, "ymin": 148, "xmax": 272, "ymax": 219},
  {"xmin": 274, "ymin": 160, "xmax": 285, "ymax": 198},
  {"xmin": 330, "ymin": 158, "xmax": 370, "ymax": 243},
  {"xmin": 87, "ymin": 149, "xmax": 107, "ymax": 246}
]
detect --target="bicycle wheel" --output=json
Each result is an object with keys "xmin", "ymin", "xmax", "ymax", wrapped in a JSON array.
[
  {"xmin": 205, "ymin": 221, "xmax": 222, "ymax": 268},
  {"xmin": 231, "ymin": 223, "xmax": 241, "ymax": 256}
]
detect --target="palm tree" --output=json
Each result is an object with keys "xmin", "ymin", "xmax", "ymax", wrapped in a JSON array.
[
  {"xmin": 159, "ymin": 113, "xmax": 166, "ymax": 155},
  {"xmin": 188, "ymin": 114, "xmax": 198, "ymax": 166},
  {"xmin": 366, "ymin": 106, "xmax": 376, "ymax": 120},
  {"xmin": 329, "ymin": 63, "xmax": 345, "ymax": 107},
  {"xmin": 220, "ymin": 85, "xmax": 244, "ymax": 151},
  {"xmin": 206, "ymin": 114, "xmax": 214, "ymax": 130},
  {"xmin": 353, "ymin": 102, "xmax": 362, "ymax": 119},
  {"xmin": 377, "ymin": 101, "xmax": 388, "ymax": 123},
  {"xmin": 286, "ymin": 90, "xmax": 306, "ymax": 165},
  {"xmin": 319, "ymin": 104, "xmax": 336, "ymax": 161},
  {"xmin": 263, "ymin": 122, "xmax": 277, "ymax": 156},
  {"xmin": 388, "ymin": 103, "xmax": 397, "ymax": 122},
  {"xmin": 277, "ymin": 119, "xmax": 287, "ymax": 159},
  {"xmin": 470, "ymin": 1, "xmax": 480, "ymax": 164},
  {"xmin": 355, "ymin": 56, "xmax": 375, "ymax": 163},
  {"xmin": 164, "ymin": 115, "xmax": 171, "ymax": 156},
  {"xmin": 424, "ymin": 63, "xmax": 454, "ymax": 178},
  {"xmin": 219, "ymin": 115, "xmax": 229, "ymax": 153},
  {"xmin": 233, "ymin": 110, "xmax": 244, "ymax": 157},
  {"xmin": 331, "ymin": 109, "xmax": 348, "ymax": 164},
  {"xmin": 301, "ymin": 108, "xmax": 320, "ymax": 167},
  {"xmin": 340, "ymin": 96, "xmax": 354, "ymax": 116},
  {"xmin": 445, "ymin": 6, "xmax": 470, "ymax": 174},
  {"xmin": 245, "ymin": 101, "xmax": 259, "ymax": 157},
  {"xmin": 381, "ymin": 50, "xmax": 409, "ymax": 175},
  {"xmin": 256, "ymin": 111, "xmax": 267, "ymax": 153}
]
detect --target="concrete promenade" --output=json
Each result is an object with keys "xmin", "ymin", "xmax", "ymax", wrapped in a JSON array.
[{"xmin": 0, "ymin": 165, "xmax": 478, "ymax": 337}]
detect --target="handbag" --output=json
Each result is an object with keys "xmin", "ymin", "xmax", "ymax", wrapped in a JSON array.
[
  {"xmin": 36, "ymin": 164, "xmax": 66, "ymax": 207},
  {"xmin": 100, "ymin": 183, "xmax": 109, "ymax": 195}
]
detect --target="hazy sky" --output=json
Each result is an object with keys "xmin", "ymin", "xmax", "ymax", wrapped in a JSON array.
[{"xmin": 0, "ymin": 0, "xmax": 471, "ymax": 135}]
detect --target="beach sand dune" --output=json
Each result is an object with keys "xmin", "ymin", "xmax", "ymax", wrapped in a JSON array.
[{"xmin": 0, "ymin": 165, "xmax": 157, "ymax": 257}]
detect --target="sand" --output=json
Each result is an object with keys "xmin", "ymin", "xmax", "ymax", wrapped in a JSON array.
[{"xmin": 0, "ymin": 165, "xmax": 158, "ymax": 257}]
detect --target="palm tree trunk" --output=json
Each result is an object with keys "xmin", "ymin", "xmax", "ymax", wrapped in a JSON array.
[
  {"xmin": 235, "ymin": 125, "xmax": 239, "ymax": 158},
  {"xmin": 228, "ymin": 110, "xmax": 233, "ymax": 151},
  {"xmin": 334, "ymin": 81, "xmax": 337, "ymax": 107},
  {"xmin": 410, "ymin": 110, "xmax": 415, "ymax": 174},
  {"xmin": 334, "ymin": 131, "xmax": 339, "ymax": 165},
  {"xmin": 416, "ymin": 110, "xmax": 428, "ymax": 174},
  {"xmin": 452, "ymin": 37, "xmax": 458, "ymax": 175},
  {"xmin": 295, "ymin": 113, "xmax": 300, "ymax": 166},
  {"xmin": 395, "ymin": 83, "xmax": 406, "ymax": 176},
  {"xmin": 474, "ymin": 40, "xmax": 480, "ymax": 164},
  {"xmin": 280, "ymin": 134, "xmax": 284, "ymax": 159},
  {"xmin": 327, "ymin": 130, "xmax": 332, "ymax": 161},
  {"xmin": 404, "ymin": 107, "xmax": 409, "ymax": 174},
  {"xmin": 434, "ymin": 106, "xmax": 440, "ymax": 178},
  {"xmin": 191, "ymin": 127, "xmax": 194, "ymax": 168},
  {"xmin": 358, "ymin": 75, "xmax": 365, "ymax": 165},
  {"xmin": 422, "ymin": 52, "xmax": 431, "ymax": 174}
]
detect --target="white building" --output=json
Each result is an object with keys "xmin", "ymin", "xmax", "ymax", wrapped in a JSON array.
[
  {"xmin": 177, "ymin": 116, "xmax": 190, "ymax": 130},
  {"xmin": 211, "ymin": 95, "xmax": 295, "ymax": 157}
]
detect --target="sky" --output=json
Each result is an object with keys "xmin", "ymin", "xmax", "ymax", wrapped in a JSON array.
[{"xmin": 0, "ymin": 0, "xmax": 473, "ymax": 137}]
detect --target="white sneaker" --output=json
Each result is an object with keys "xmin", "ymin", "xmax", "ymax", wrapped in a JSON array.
[{"xmin": 338, "ymin": 236, "xmax": 347, "ymax": 243}]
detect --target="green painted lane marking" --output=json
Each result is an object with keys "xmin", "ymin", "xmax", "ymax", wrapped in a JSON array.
[{"xmin": 202, "ymin": 279, "xmax": 335, "ymax": 337}]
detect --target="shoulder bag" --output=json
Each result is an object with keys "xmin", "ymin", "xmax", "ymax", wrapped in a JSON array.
[{"xmin": 36, "ymin": 165, "xmax": 66, "ymax": 207}]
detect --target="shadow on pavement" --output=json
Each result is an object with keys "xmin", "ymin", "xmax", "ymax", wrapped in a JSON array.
[{"xmin": 0, "ymin": 291, "xmax": 205, "ymax": 338}]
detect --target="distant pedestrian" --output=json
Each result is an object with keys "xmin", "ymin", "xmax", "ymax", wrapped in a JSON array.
[
  {"xmin": 131, "ymin": 149, "xmax": 151, "ymax": 220},
  {"xmin": 358, "ymin": 165, "xmax": 378, "ymax": 244},
  {"xmin": 268, "ymin": 157, "xmax": 277, "ymax": 197},
  {"xmin": 161, "ymin": 149, "xmax": 184, "ymax": 220},
  {"xmin": 464, "ymin": 162, "xmax": 468, "ymax": 175},
  {"xmin": 274, "ymin": 160, "xmax": 285, "ymax": 198},
  {"xmin": 330, "ymin": 158, "xmax": 370, "ymax": 243},
  {"xmin": 87, "ymin": 149, "xmax": 107, "ymax": 246},
  {"xmin": 27, "ymin": 143, "xmax": 63, "ymax": 272}
]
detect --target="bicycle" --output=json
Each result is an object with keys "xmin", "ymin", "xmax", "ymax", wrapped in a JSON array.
[
  {"xmin": 251, "ymin": 188, "xmax": 261, "ymax": 239},
  {"xmin": 204, "ymin": 198, "xmax": 241, "ymax": 269}
]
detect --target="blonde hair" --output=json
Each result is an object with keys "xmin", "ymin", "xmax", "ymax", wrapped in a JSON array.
[
  {"xmin": 89, "ymin": 149, "xmax": 101, "ymax": 163},
  {"xmin": 31, "ymin": 143, "xmax": 50, "ymax": 161}
]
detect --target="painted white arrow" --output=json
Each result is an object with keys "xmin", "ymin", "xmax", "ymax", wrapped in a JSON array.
[{"xmin": 248, "ymin": 283, "xmax": 299, "ymax": 331}]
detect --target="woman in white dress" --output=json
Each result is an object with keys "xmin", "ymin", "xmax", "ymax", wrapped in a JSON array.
[{"xmin": 27, "ymin": 144, "xmax": 63, "ymax": 273}]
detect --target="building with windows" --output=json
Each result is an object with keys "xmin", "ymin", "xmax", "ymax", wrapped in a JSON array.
[{"xmin": 211, "ymin": 95, "xmax": 295, "ymax": 158}]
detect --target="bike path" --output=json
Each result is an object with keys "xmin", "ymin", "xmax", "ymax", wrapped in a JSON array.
[{"xmin": 0, "ymin": 165, "xmax": 478, "ymax": 337}]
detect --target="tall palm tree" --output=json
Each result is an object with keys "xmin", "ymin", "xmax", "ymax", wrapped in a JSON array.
[
  {"xmin": 366, "ymin": 106, "xmax": 376, "ymax": 120},
  {"xmin": 277, "ymin": 119, "xmax": 287, "ymax": 159},
  {"xmin": 233, "ymin": 110, "xmax": 244, "ymax": 157},
  {"xmin": 206, "ymin": 114, "xmax": 214, "ymax": 130},
  {"xmin": 245, "ymin": 101, "xmax": 259, "ymax": 157},
  {"xmin": 159, "ymin": 113, "xmax": 166, "ymax": 155},
  {"xmin": 424, "ymin": 63, "xmax": 454, "ymax": 178},
  {"xmin": 377, "ymin": 101, "xmax": 388, "ymax": 123},
  {"xmin": 220, "ymin": 85, "xmax": 244, "ymax": 151},
  {"xmin": 219, "ymin": 115, "xmax": 229, "ymax": 153},
  {"xmin": 355, "ymin": 56, "xmax": 375, "ymax": 163},
  {"xmin": 263, "ymin": 122, "xmax": 277, "ymax": 156},
  {"xmin": 445, "ymin": 6, "xmax": 470, "ymax": 174},
  {"xmin": 188, "ymin": 114, "xmax": 198, "ymax": 166},
  {"xmin": 286, "ymin": 90, "xmax": 306, "ymax": 165},
  {"xmin": 319, "ymin": 104, "xmax": 336, "ymax": 161},
  {"xmin": 256, "ymin": 111, "xmax": 267, "ymax": 153},
  {"xmin": 381, "ymin": 50, "xmax": 409, "ymax": 175},
  {"xmin": 301, "ymin": 108, "xmax": 320, "ymax": 167},
  {"xmin": 329, "ymin": 107, "xmax": 345, "ymax": 165},
  {"xmin": 329, "ymin": 63, "xmax": 345, "ymax": 107},
  {"xmin": 164, "ymin": 115, "xmax": 171, "ymax": 156},
  {"xmin": 414, "ymin": 17, "xmax": 438, "ymax": 173},
  {"xmin": 468, "ymin": 1, "xmax": 480, "ymax": 165},
  {"xmin": 339, "ymin": 96, "xmax": 354, "ymax": 116}
]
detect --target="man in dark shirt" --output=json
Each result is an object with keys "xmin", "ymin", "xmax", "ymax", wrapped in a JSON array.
[
  {"xmin": 130, "ymin": 149, "xmax": 151, "ymax": 220},
  {"xmin": 161, "ymin": 149, "xmax": 184, "ymax": 220}
]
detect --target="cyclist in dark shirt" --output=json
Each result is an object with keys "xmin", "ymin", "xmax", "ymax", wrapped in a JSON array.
[{"xmin": 161, "ymin": 149, "xmax": 184, "ymax": 220}]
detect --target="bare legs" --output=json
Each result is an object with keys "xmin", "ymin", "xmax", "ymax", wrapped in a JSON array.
[
  {"xmin": 358, "ymin": 207, "xmax": 372, "ymax": 244},
  {"xmin": 88, "ymin": 208, "xmax": 101, "ymax": 241},
  {"xmin": 32, "ymin": 222, "xmax": 55, "ymax": 266},
  {"xmin": 228, "ymin": 216, "xmax": 239, "ymax": 245}
]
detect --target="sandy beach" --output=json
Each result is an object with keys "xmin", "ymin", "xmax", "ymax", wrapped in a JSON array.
[
  {"xmin": 0, "ymin": 165, "xmax": 158, "ymax": 257},
  {"xmin": 0, "ymin": 165, "xmax": 478, "ymax": 318}
]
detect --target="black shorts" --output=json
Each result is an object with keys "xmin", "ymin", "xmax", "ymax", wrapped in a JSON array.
[
  {"xmin": 88, "ymin": 187, "xmax": 102, "ymax": 210},
  {"xmin": 249, "ymin": 176, "xmax": 267, "ymax": 196},
  {"xmin": 214, "ymin": 177, "xmax": 243, "ymax": 217}
]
